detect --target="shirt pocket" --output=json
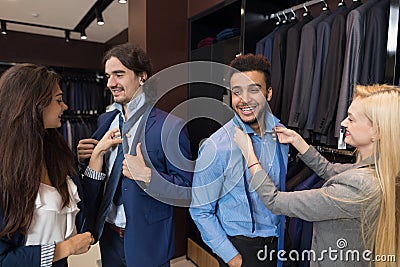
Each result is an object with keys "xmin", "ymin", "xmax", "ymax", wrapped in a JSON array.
[{"xmin": 218, "ymin": 194, "xmax": 252, "ymax": 223}]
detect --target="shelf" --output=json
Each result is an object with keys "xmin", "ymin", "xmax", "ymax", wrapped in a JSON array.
[{"xmin": 189, "ymin": 0, "xmax": 241, "ymax": 50}]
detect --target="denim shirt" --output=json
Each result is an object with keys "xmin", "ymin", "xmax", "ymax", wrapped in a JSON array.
[{"xmin": 190, "ymin": 113, "xmax": 289, "ymax": 263}]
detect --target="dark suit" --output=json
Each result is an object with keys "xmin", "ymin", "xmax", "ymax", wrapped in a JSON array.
[
  {"xmin": 360, "ymin": 0, "xmax": 390, "ymax": 85},
  {"xmin": 280, "ymin": 14, "xmax": 313, "ymax": 125},
  {"xmin": 335, "ymin": 0, "xmax": 379, "ymax": 137},
  {"xmin": 269, "ymin": 21, "xmax": 297, "ymax": 117},
  {"xmin": 82, "ymin": 106, "xmax": 193, "ymax": 267},
  {"xmin": 313, "ymin": 2, "xmax": 362, "ymax": 135},
  {"xmin": 305, "ymin": 5, "xmax": 348, "ymax": 134},
  {"xmin": 288, "ymin": 10, "xmax": 330, "ymax": 131}
]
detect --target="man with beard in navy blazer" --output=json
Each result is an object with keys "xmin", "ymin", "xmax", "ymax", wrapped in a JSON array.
[{"xmin": 77, "ymin": 43, "xmax": 193, "ymax": 267}]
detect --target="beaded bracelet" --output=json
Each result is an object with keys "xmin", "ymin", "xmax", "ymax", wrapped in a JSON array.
[{"xmin": 248, "ymin": 162, "xmax": 260, "ymax": 169}]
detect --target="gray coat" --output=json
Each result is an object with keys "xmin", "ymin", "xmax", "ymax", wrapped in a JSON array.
[{"xmin": 251, "ymin": 146, "xmax": 380, "ymax": 266}]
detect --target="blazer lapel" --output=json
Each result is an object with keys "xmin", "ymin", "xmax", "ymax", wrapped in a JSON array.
[
  {"xmin": 144, "ymin": 106, "xmax": 157, "ymax": 132},
  {"xmin": 129, "ymin": 106, "xmax": 156, "ymax": 154},
  {"xmin": 91, "ymin": 110, "xmax": 119, "ymax": 140}
]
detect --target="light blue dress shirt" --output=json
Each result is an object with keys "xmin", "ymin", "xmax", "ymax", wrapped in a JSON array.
[
  {"xmin": 190, "ymin": 112, "xmax": 289, "ymax": 263},
  {"xmin": 105, "ymin": 93, "xmax": 145, "ymax": 228}
]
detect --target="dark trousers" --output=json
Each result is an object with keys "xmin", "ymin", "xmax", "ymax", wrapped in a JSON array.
[
  {"xmin": 53, "ymin": 258, "xmax": 68, "ymax": 267},
  {"xmin": 99, "ymin": 222, "xmax": 171, "ymax": 267},
  {"xmin": 100, "ymin": 223, "xmax": 126, "ymax": 267},
  {"xmin": 217, "ymin": 235, "xmax": 278, "ymax": 267}
]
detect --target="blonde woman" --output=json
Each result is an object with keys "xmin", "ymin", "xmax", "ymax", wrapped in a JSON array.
[{"xmin": 234, "ymin": 84, "xmax": 399, "ymax": 266}]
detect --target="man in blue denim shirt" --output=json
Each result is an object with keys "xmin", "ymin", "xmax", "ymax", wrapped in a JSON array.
[{"xmin": 190, "ymin": 54, "xmax": 289, "ymax": 267}]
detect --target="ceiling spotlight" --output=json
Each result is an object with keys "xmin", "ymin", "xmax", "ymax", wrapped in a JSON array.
[
  {"xmin": 1, "ymin": 21, "xmax": 7, "ymax": 35},
  {"xmin": 95, "ymin": 9, "xmax": 105, "ymax": 26},
  {"xmin": 65, "ymin": 30, "xmax": 70, "ymax": 42},
  {"xmin": 80, "ymin": 30, "xmax": 87, "ymax": 40},
  {"xmin": 118, "ymin": 0, "xmax": 128, "ymax": 3}
]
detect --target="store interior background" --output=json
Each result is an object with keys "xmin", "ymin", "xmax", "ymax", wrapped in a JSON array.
[{"xmin": 1, "ymin": 0, "xmax": 399, "ymax": 266}]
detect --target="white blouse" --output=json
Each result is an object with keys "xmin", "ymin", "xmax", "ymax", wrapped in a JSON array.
[{"xmin": 25, "ymin": 177, "xmax": 81, "ymax": 246}]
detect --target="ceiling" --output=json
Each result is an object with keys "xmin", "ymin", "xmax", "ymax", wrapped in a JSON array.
[{"xmin": 0, "ymin": 0, "xmax": 128, "ymax": 43}]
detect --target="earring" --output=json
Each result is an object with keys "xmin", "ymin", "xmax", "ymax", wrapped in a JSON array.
[{"xmin": 139, "ymin": 79, "xmax": 144, "ymax": 86}]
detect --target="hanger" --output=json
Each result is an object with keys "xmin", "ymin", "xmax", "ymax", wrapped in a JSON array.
[
  {"xmin": 282, "ymin": 11, "xmax": 288, "ymax": 24},
  {"xmin": 338, "ymin": 0, "xmax": 344, "ymax": 7},
  {"xmin": 321, "ymin": 0, "xmax": 329, "ymax": 11},
  {"xmin": 302, "ymin": 3, "xmax": 308, "ymax": 17},
  {"xmin": 290, "ymin": 8, "xmax": 296, "ymax": 21},
  {"xmin": 275, "ymin": 13, "xmax": 281, "ymax": 25}
]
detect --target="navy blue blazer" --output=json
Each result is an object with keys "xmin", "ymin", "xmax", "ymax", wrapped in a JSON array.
[
  {"xmin": 0, "ymin": 209, "xmax": 42, "ymax": 267},
  {"xmin": 81, "ymin": 106, "xmax": 193, "ymax": 267},
  {"xmin": 0, "ymin": 175, "xmax": 85, "ymax": 267}
]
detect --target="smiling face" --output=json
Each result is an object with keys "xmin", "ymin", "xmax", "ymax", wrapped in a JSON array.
[
  {"xmin": 341, "ymin": 97, "xmax": 377, "ymax": 159},
  {"xmin": 42, "ymin": 86, "xmax": 68, "ymax": 129},
  {"xmin": 231, "ymin": 71, "xmax": 272, "ymax": 132},
  {"xmin": 105, "ymin": 56, "xmax": 145, "ymax": 105}
]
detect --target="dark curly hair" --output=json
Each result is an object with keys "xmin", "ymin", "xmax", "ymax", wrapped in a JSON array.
[{"xmin": 229, "ymin": 53, "xmax": 271, "ymax": 88}]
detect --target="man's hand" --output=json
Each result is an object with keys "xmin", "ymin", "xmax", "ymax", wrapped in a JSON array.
[
  {"xmin": 122, "ymin": 143, "xmax": 151, "ymax": 183},
  {"xmin": 228, "ymin": 253, "xmax": 242, "ymax": 267},
  {"xmin": 77, "ymin": 138, "xmax": 99, "ymax": 162}
]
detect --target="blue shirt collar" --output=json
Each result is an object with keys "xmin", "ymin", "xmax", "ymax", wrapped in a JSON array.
[
  {"xmin": 112, "ymin": 92, "xmax": 146, "ymax": 116},
  {"xmin": 232, "ymin": 111, "xmax": 280, "ymax": 136}
]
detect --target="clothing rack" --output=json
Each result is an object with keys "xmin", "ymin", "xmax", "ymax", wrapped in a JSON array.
[
  {"xmin": 61, "ymin": 114, "xmax": 99, "ymax": 120},
  {"xmin": 266, "ymin": 0, "xmax": 326, "ymax": 20},
  {"xmin": 315, "ymin": 146, "xmax": 355, "ymax": 157},
  {"xmin": 0, "ymin": 61, "xmax": 16, "ymax": 67},
  {"xmin": 61, "ymin": 74, "xmax": 104, "ymax": 83},
  {"xmin": 55, "ymin": 67, "xmax": 105, "ymax": 82},
  {"xmin": 0, "ymin": 62, "xmax": 104, "ymax": 81}
]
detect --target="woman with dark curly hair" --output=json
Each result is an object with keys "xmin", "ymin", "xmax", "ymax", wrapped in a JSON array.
[{"xmin": 0, "ymin": 63, "xmax": 94, "ymax": 267}]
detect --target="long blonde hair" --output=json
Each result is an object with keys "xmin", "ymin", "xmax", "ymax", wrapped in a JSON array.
[{"xmin": 354, "ymin": 84, "xmax": 400, "ymax": 265}]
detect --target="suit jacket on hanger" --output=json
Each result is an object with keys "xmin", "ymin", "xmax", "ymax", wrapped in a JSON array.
[
  {"xmin": 335, "ymin": 0, "xmax": 379, "ymax": 137},
  {"xmin": 270, "ymin": 20, "xmax": 296, "ymax": 118},
  {"xmin": 305, "ymin": 5, "xmax": 348, "ymax": 134},
  {"xmin": 288, "ymin": 10, "xmax": 331, "ymax": 131},
  {"xmin": 280, "ymin": 14, "xmax": 313, "ymax": 125},
  {"xmin": 360, "ymin": 0, "xmax": 390, "ymax": 85},
  {"xmin": 313, "ymin": 1, "xmax": 362, "ymax": 135}
]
